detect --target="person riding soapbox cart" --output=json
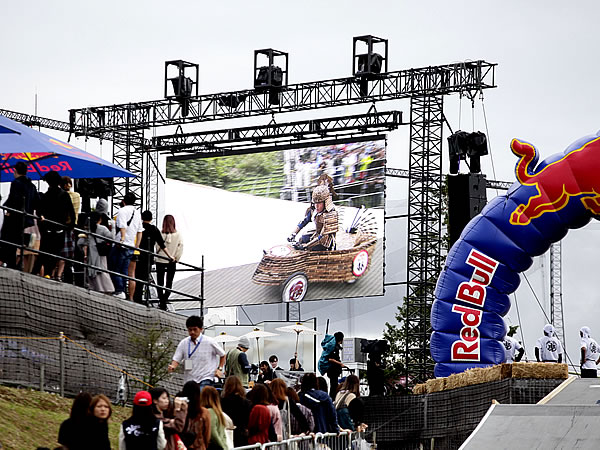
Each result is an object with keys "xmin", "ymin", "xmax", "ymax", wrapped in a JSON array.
[{"xmin": 251, "ymin": 222, "xmax": 377, "ymax": 303}]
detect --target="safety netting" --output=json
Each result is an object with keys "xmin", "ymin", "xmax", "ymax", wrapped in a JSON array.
[
  {"xmin": 0, "ymin": 268, "xmax": 187, "ymax": 399},
  {"xmin": 363, "ymin": 378, "xmax": 564, "ymax": 449}
]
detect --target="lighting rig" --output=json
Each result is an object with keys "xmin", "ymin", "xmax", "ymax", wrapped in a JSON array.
[{"xmin": 39, "ymin": 36, "xmax": 495, "ymax": 386}]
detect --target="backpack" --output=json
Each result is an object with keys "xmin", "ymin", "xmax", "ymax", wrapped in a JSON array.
[
  {"xmin": 335, "ymin": 393, "xmax": 355, "ymax": 431},
  {"xmin": 318, "ymin": 334, "xmax": 336, "ymax": 375},
  {"xmin": 93, "ymin": 235, "xmax": 112, "ymax": 256}
]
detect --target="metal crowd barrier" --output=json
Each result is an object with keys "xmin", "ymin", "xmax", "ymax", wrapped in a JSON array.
[
  {"xmin": 0, "ymin": 203, "xmax": 205, "ymax": 308},
  {"xmin": 232, "ymin": 431, "xmax": 374, "ymax": 450}
]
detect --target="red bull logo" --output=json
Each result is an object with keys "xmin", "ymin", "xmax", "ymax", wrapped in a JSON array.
[
  {"xmin": 451, "ymin": 249, "xmax": 499, "ymax": 361},
  {"xmin": 1, "ymin": 160, "xmax": 73, "ymax": 175},
  {"xmin": 1, "ymin": 152, "xmax": 54, "ymax": 162},
  {"xmin": 510, "ymin": 137, "xmax": 600, "ymax": 225}
]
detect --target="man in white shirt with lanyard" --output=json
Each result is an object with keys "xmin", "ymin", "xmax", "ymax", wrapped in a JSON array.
[
  {"xmin": 168, "ymin": 315, "xmax": 226, "ymax": 389},
  {"xmin": 535, "ymin": 324, "xmax": 563, "ymax": 363},
  {"xmin": 580, "ymin": 326, "xmax": 600, "ymax": 378}
]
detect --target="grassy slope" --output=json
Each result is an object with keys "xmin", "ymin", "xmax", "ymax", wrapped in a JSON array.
[{"xmin": 0, "ymin": 385, "xmax": 130, "ymax": 450}]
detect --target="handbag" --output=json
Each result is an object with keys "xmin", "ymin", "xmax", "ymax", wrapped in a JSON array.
[
  {"xmin": 93, "ymin": 235, "xmax": 112, "ymax": 257},
  {"xmin": 174, "ymin": 434, "xmax": 188, "ymax": 450}
]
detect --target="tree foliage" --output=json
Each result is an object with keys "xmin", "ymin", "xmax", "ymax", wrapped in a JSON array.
[
  {"xmin": 129, "ymin": 323, "xmax": 176, "ymax": 387},
  {"xmin": 167, "ymin": 152, "xmax": 283, "ymax": 189}
]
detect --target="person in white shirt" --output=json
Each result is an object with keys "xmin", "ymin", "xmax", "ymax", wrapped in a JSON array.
[
  {"xmin": 503, "ymin": 325, "xmax": 524, "ymax": 363},
  {"xmin": 109, "ymin": 192, "xmax": 143, "ymax": 300},
  {"xmin": 168, "ymin": 315, "xmax": 226, "ymax": 390},
  {"xmin": 580, "ymin": 326, "xmax": 600, "ymax": 378},
  {"xmin": 535, "ymin": 324, "xmax": 563, "ymax": 363}
]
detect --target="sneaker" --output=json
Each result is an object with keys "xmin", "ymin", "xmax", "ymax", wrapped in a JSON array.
[{"xmin": 113, "ymin": 292, "xmax": 126, "ymax": 299}]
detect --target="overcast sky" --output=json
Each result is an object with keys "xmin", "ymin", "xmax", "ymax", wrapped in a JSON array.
[{"xmin": 1, "ymin": 0, "xmax": 599, "ymax": 369}]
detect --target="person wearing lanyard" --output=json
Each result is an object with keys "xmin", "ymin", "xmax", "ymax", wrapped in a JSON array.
[{"xmin": 168, "ymin": 315, "xmax": 226, "ymax": 389}]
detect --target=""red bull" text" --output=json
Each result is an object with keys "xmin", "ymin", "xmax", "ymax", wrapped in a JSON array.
[{"xmin": 451, "ymin": 249, "xmax": 499, "ymax": 361}]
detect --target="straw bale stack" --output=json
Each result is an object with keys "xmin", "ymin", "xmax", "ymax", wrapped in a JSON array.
[
  {"xmin": 511, "ymin": 362, "xmax": 568, "ymax": 379},
  {"xmin": 413, "ymin": 383, "xmax": 427, "ymax": 395},
  {"xmin": 425, "ymin": 377, "xmax": 446, "ymax": 393}
]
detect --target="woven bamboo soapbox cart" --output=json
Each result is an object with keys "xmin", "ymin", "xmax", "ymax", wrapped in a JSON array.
[{"xmin": 252, "ymin": 230, "xmax": 377, "ymax": 302}]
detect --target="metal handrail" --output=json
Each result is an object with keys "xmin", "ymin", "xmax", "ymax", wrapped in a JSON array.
[{"xmin": 0, "ymin": 202, "xmax": 204, "ymax": 306}]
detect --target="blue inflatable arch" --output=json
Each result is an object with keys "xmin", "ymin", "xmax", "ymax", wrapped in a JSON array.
[{"xmin": 431, "ymin": 132, "xmax": 600, "ymax": 377}]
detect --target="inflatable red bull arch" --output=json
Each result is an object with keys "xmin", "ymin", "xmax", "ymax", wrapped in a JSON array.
[{"xmin": 431, "ymin": 132, "xmax": 600, "ymax": 378}]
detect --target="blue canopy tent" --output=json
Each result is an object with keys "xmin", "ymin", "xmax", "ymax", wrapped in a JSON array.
[{"xmin": 0, "ymin": 114, "xmax": 135, "ymax": 180}]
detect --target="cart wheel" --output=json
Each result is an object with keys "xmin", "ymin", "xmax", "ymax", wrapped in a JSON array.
[{"xmin": 281, "ymin": 272, "xmax": 308, "ymax": 302}]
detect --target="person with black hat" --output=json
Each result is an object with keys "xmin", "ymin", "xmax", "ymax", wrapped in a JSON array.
[
  {"xmin": 503, "ymin": 325, "xmax": 525, "ymax": 363},
  {"xmin": 109, "ymin": 191, "xmax": 143, "ymax": 300},
  {"xmin": 119, "ymin": 390, "xmax": 166, "ymax": 449},
  {"xmin": 225, "ymin": 336, "xmax": 252, "ymax": 388}
]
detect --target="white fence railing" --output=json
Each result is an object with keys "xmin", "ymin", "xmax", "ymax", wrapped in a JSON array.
[{"xmin": 232, "ymin": 431, "xmax": 374, "ymax": 450}]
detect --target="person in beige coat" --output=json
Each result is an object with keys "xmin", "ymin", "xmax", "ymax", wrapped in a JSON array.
[{"xmin": 155, "ymin": 214, "xmax": 184, "ymax": 310}]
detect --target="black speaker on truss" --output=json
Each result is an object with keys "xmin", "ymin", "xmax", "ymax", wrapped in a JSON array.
[{"xmin": 447, "ymin": 130, "xmax": 488, "ymax": 174}]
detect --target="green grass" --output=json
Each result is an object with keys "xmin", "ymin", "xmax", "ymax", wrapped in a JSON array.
[{"xmin": 0, "ymin": 385, "xmax": 130, "ymax": 450}]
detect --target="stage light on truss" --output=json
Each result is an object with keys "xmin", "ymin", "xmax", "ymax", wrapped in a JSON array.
[
  {"xmin": 218, "ymin": 94, "xmax": 248, "ymax": 109},
  {"xmin": 164, "ymin": 60, "xmax": 199, "ymax": 117},
  {"xmin": 447, "ymin": 131, "xmax": 488, "ymax": 174},
  {"xmin": 353, "ymin": 35, "xmax": 388, "ymax": 97},
  {"xmin": 254, "ymin": 49, "xmax": 288, "ymax": 106}
]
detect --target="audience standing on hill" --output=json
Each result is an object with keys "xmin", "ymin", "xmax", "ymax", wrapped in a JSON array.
[
  {"xmin": 119, "ymin": 390, "xmax": 166, "ymax": 450},
  {"xmin": 57, "ymin": 392, "xmax": 92, "ymax": 450},
  {"xmin": 155, "ymin": 214, "xmax": 184, "ymax": 311}
]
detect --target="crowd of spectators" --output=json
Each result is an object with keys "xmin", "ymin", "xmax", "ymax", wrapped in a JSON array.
[
  {"xmin": 51, "ymin": 372, "xmax": 365, "ymax": 449},
  {"xmin": 282, "ymin": 142, "xmax": 385, "ymax": 208},
  {"xmin": 0, "ymin": 165, "xmax": 184, "ymax": 310}
]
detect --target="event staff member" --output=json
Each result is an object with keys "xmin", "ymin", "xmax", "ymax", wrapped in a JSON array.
[
  {"xmin": 580, "ymin": 326, "xmax": 600, "ymax": 378},
  {"xmin": 535, "ymin": 324, "xmax": 563, "ymax": 363},
  {"xmin": 503, "ymin": 325, "xmax": 524, "ymax": 363},
  {"xmin": 168, "ymin": 315, "xmax": 226, "ymax": 388}
]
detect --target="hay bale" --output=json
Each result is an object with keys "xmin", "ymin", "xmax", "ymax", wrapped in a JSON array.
[
  {"xmin": 512, "ymin": 362, "xmax": 568, "ymax": 379},
  {"xmin": 481, "ymin": 364, "xmax": 503, "ymax": 383},
  {"xmin": 413, "ymin": 383, "xmax": 427, "ymax": 395},
  {"xmin": 444, "ymin": 372, "xmax": 464, "ymax": 391},
  {"xmin": 500, "ymin": 363, "xmax": 513, "ymax": 379},
  {"xmin": 426, "ymin": 377, "xmax": 446, "ymax": 393}
]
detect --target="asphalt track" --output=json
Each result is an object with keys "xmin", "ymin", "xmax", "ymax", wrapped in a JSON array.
[{"xmin": 460, "ymin": 377, "xmax": 600, "ymax": 449}]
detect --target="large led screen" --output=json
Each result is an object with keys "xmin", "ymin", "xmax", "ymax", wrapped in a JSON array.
[{"xmin": 167, "ymin": 140, "xmax": 386, "ymax": 305}]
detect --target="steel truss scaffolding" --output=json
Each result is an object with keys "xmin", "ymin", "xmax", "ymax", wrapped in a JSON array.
[
  {"xmin": 152, "ymin": 111, "xmax": 402, "ymax": 158},
  {"xmin": 69, "ymin": 61, "xmax": 495, "ymax": 135},
  {"xmin": 549, "ymin": 242, "xmax": 565, "ymax": 351},
  {"xmin": 4, "ymin": 59, "xmax": 497, "ymax": 384},
  {"xmin": 405, "ymin": 96, "xmax": 445, "ymax": 384}
]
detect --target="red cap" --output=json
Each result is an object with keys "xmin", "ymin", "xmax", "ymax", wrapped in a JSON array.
[{"xmin": 133, "ymin": 390, "xmax": 152, "ymax": 406}]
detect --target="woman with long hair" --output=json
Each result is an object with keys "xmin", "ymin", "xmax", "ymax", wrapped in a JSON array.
[
  {"xmin": 119, "ymin": 390, "xmax": 166, "ymax": 449},
  {"xmin": 200, "ymin": 386, "xmax": 229, "ymax": 450},
  {"xmin": 246, "ymin": 383, "xmax": 272, "ymax": 445},
  {"xmin": 88, "ymin": 394, "xmax": 112, "ymax": 450},
  {"xmin": 155, "ymin": 214, "xmax": 183, "ymax": 310},
  {"xmin": 78, "ymin": 211, "xmax": 114, "ymax": 293},
  {"xmin": 150, "ymin": 387, "xmax": 187, "ymax": 450},
  {"xmin": 286, "ymin": 387, "xmax": 314, "ymax": 434},
  {"xmin": 180, "ymin": 381, "xmax": 211, "ymax": 450},
  {"xmin": 220, "ymin": 376, "xmax": 251, "ymax": 447},
  {"xmin": 333, "ymin": 374, "xmax": 366, "ymax": 432},
  {"xmin": 58, "ymin": 391, "xmax": 92, "ymax": 450},
  {"xmin": 270, "ymin": 378, "xmax": 310, "ymax": 439}
]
